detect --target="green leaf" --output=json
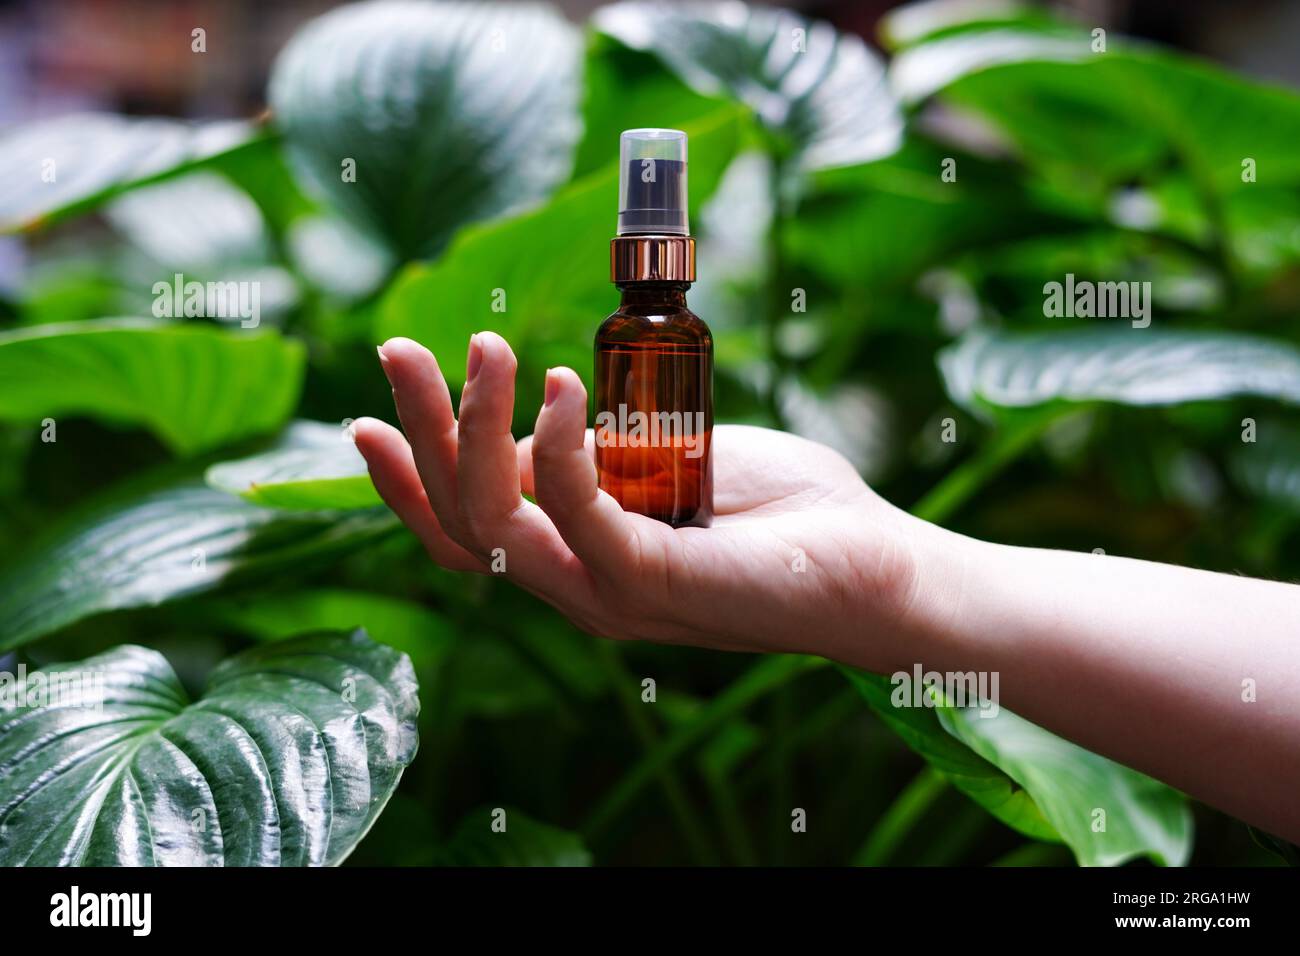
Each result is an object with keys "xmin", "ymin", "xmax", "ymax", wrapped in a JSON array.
[
  {"xmin": 206, "ymin": 588, "xmax": 453, "ymax": 674},
  {"xmin": 377, "ymin": 104, "xmax": 747, "ymax": 388},
  {"xmin": 954, "ymin": 228, "xmax": 1225, "ymax": 319},
  {"xmin": 432, "ymin": 807, "xmax": 591, "ymax": 866},
  {"xmin": 777, "ymin": 377, "xmax": 890, "ymax": 478},
  {"xmin": 204, "ymin": 587, "xmax": 595, "ymax": 724},
  {"xmin": 0, "ymin": 114, "xmax": 257, "ymax": 232},
  {"xmin": 939, "ymin": 704, "xmax": 1192, "ymax": 867},
  {"xmin": 0, "ymin": 630, "xmax": 418, "ymax": 866},
  {"xmin": 593, "ymin": 1, "xmax": 902, "ymax": 173},
  {"xmin": 0, "ymin": 480, "xmax": 396, "ymax": 652},
  {"xmin": 889, "ymin": 27, "xmax": 1096, "ymax": 106},
  {"xmin": 101, "ymin": 171, "xmax": 302, "ymax": 323},
  {"xmin": 268, "ymin": 0, "xmax": 583, "ymax": 260},
  {"xmin": 287, "ymin": 214, "xmax": 394, "ymax": 302},
  {"xmin": 894, "ymin": 32, "xmax": 1300, "ymax": 200},
  {"xmin": 105, "ymin": 171, "xmax": 273, "ymax": 275},
  {"xmin": 879, "ymin": 0, "xmax": 1065, "ymax": 51},
  {"xmin": 206, "ymin": 421, "xmax": 380, "ymax": 509},
  {"xmin": 940, "ymin": 328, "xmax": 1300, "ymax": 416},
  {"xmin": 572, "ymin": 33, "xmax": 735, "ymax": 180},
  {"xmin": 204, "ymin": 133, "xmax": 320, "ymax": 238},
  {"xmin": 784, "ymin": 138, "xmax": 1080, "ymax": 295},
  {"xmin": 11, "ymin": 254, "xmax": 125, "ymax": 328},
  {"xmin": 842, "ymin": 669, "xmax": 1055, "ymax": 841},
  {"xmin": 443, "ymin": 636, "xmax": 572, "ymax": 720},
  {"xmin": 842, "ymin": 669, "xmax": 1192, "ymax": 866},
  {"xmin": 0, "ymin": 319, "xmax": 306, "ymax": 456}
]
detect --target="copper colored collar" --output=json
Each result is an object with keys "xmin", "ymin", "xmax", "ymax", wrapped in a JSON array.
[{"xmin": 611, "ymin": 235, "xmax": 695, "ymax": 283}]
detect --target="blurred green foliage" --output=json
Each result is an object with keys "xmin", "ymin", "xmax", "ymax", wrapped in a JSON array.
[{"xmin": 1, "ymin": 0, "xmax": 1297, "ymax": 866}]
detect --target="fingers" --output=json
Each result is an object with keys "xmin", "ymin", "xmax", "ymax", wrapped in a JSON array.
[
  {"xmin": 377, "ymin": 333, "xmax": 591, "ymax": 602},
  {"xmin": 455, "ymin": 333, "xmax": 526, "ymax": 531},
  {"xmin": 529, "ymin": 367, "xmax": 643, "ymax": 575},
  {"xmin": 351, "ymin": 417, "xmax": 483, "ymax": 572},
  {"xmin": 517, "ymin": 428, "xmax": 595, "ymax": 497},
  {"xmin": 376, "ymin": 337, "xmax": 460, "ymax": 524}
]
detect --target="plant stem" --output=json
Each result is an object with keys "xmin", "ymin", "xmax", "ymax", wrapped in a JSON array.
[
  {"xmin": 701, "ymin": 767, "xmax": 759, "ymax": 866},
  {"xmin": 583, "ymin": 654, "xmax": 825, "ymax": 841},
  {"xmin": 852, "ymin": 766, "xmax": 948, "ymax": 866},
  {"xmin": 768, "ymin": 684, "xmax": 795, "ymax": 864},
  {"xmin": 591, "ymin": 641, "xmax": 718, "ymax": 864},
  {"xmin": 911, "ymin": 408, "xmax": 1065, "ymax": 525},
  {"xmin": 912, "ymin": 799, "xmax": 992, "ymax": 866},
  {"xmin": 490, "ymin": 624, "xmax": 583, "ymax": 731},
  {"xmin": 737, "ymin": 689, "xmax": 859, "ymax": 795}
]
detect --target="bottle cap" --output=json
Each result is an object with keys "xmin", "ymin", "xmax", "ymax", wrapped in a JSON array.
[{"xmin": 617, "ymin": 128, "xmax": 688, "ymax": 236}]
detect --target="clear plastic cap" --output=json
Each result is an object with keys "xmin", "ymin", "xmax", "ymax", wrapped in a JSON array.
[{"xmin": 617, "ymin": 128, "xmax": 689, "ymax": 236}]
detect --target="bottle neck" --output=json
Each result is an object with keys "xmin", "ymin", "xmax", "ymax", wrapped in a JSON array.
[
  {"xmin": 616, "ymin": 283, "xmax": 690, "ymax": 309},
  {"xmin": 610, "ymin": 235, "xmax": 695, "ymax": 284}
]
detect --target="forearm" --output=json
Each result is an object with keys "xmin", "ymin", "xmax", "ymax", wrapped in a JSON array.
[{"xmin": 901, "ymin": 520, "xmax": 1300, "ymax": 843}]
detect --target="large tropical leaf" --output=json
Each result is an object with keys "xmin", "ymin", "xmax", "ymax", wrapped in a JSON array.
[
  {"xmin": 269, "ymin": 0, "xmax": 583, "ymax": 259},
  {"xmin": 204, "ymin": 133, "xmax": 321, "ymax": 239},
  {"xmin": 938, "ymin": 699, "xmax": 1192, "ymax": 866},
  {"xmin": 893, "ymin": 30, "xmax": 1300, "ymax": 200},
  {"xmin": 0, "ymin": 319, "xmax": 306, "ymax": 456},
  {"xmin": 593, "ymin": 1, "xmax": 902, "ymax": 173},
  {"xmin": 105, "ymin": 172, "xmax": 273, "ymax": 275},
  {"xmin": 0, "ymin": 480, "xmax": 396, "ymax": 652},
  {"xmin": 377, "ymin": 104, "xmax": 746, "ymax": 388},
  {"xmin": 572, "ymin": 32, "xmax": 735, "ymax": 181},
  {"xmin": 286, "ymin": 214, "xmax": 394, "ymax": 302},
  {"xmin": 102, "ymin": 172, "xmax": 301, "ymax": 322},
  {"xmin": 940, "ymin": 327, "xmax": 1300, "ymax": 416},
  {"xmin": 843, "ymin": 670, "xmax": 1192, "ymax": 866},
  {"xmin": 0, "ymin": 114, "xmax": 256, "ymax": 232},
  {"xmin": 784, "ymin": 138, "xmax": 1082, "ymax": 294},
  {"xmin": 879, "ymin": 0, "xmax": 1065, "ymax": 51},
  {"xmin": 843, "ymin": 669, "xmax": 1054, "ymax": 841},
  {"xmin": 889, "ymin": 26, "xmax": 1094, "ymax": 105},
  {"xmin": 206, "ymin": 421, "xmax": 379, "ymax": 510},
  {"xmin": 0, "ymin": 630, "xmax": 418, "ymax": 866}
]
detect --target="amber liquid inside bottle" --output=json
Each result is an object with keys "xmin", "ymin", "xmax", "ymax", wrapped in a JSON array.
[{"xmin": 595, "ymin": 283, "xmax": 713, "ymax": 528}]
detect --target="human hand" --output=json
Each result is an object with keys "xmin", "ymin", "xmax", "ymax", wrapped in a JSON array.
[{"xmin": 354, "ymin": 333, "xmax": 938, "ymax": 670}]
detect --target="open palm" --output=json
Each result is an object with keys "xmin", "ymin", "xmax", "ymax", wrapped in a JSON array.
[{"xmin": 355, "ymin": 333, "xmax": 919, "ymax": 668}]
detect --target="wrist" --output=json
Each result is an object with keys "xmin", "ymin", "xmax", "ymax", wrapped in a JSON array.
[{"xmin": 853, "ymin": 507, "xmax": 999, "ymax": 675}]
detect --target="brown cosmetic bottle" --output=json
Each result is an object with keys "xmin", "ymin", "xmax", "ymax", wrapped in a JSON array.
[{"xmin": 595, "ymin": 129, "xmax": 713, "ymax": 528}]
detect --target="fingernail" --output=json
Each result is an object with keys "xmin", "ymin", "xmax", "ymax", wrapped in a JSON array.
[
  {"xmin": 466, "ymin": 334, "xmax": 483, "ymax": 383},
  {"xmin": 544, "ymin": 368, "xmax": 561, "ymax": 406},
  {"xmin": 376, "ymin": 344, "xmax": 392, "ymax": 381}
]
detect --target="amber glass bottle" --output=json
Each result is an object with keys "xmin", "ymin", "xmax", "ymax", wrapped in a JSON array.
[
  {"xmin": 595, "ymin": 284, "xmax": 713, "ymax": 527},
  {"xmin": 595, "ymin": 128, "xmax": 713, "ymax": 528}
]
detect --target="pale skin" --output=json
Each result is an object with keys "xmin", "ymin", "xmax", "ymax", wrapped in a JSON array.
[{"xmin": 355, "ymin": 332, "xmax": 1300, "ymax": 845}]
